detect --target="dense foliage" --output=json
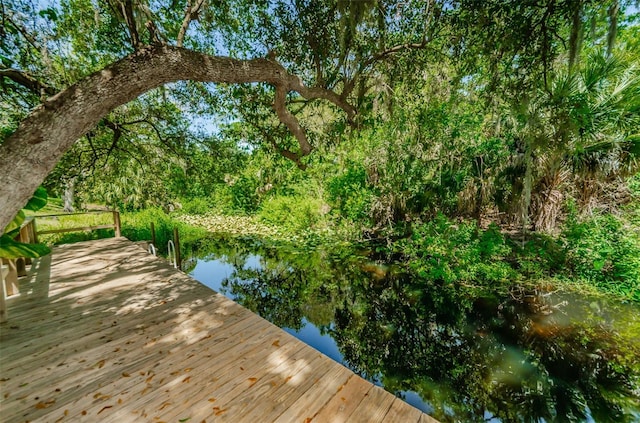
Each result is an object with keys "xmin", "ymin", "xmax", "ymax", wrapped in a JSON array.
[
  {"xmin": 2, "ymin": 1, "xmax": 638, "ymax": 297},
  {"xmin": 2, "ymin": 3, "xmax": 638, "ymax": 419}
]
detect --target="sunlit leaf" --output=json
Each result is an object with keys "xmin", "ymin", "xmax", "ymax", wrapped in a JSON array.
[
  {"xmin": 23, "ymin": 187, "xmax": 48, "ymax": 211},
  {"xmin": 38, "ymin": 8, "xmax": 58, "ymax": 21},
  {"xmin": 0, "ymin": 54, "xmax": 12, "ymax": 67},
  {"xmin": 3, "ymin": 211, "xmax": 25, "ymax": 236},
  {"xmin": 593, "ymin": 259, "xmax": 605, "ymax": 271},
  {"xmin": 34, "ymin": 399, "xmax": 55, "ymax": 409},
  {"xmin": 0, "ymin": 234, "xmax": 50, "ymax": 258}
]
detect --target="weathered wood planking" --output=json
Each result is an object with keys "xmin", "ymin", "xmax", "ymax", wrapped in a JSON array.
[{"xmin": 0, "ymin": 237, "xmax": 439, "ymax": 422}]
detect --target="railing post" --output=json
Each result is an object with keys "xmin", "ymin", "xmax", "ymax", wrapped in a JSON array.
[
  {"xmin": 0, "ymin": 289, "xmax": 6, "ymax": 322},
  {"xmin": 113, "ymin": 210, "xmax": 122, "ymax": 237},
  {"xmin": 2, "ymin": 259, "xmax": 18, "ymax": 296},
  {"xmin": 16, "ymin": 258, "xmax": 27, "ymax": 277},
  {"xmin": 31, "ymin": 218, "xmax": 39, "ymax": 244},
  {"xmin": 150, "ymin": 222, "xmax": 156, "ymax": 248},
  {"xmin": 18, "ymin": 222, "xmax": 32, "ymax": 267},
  {"xmin": 0, "ymin": 259, "xmax": 7, "ymax": 323},
  {"xmin": 173, "ymin": 227, "xmax": 181, "ymax": 271}
]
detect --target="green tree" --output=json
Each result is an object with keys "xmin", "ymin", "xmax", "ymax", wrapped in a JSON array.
[
  {"xmin": 1, "ymin": 0, "xmax": 634, "ymax": 233},
  {"xmin": 493, "ymin": 52, "xmax": 640, "ymax": 232}
]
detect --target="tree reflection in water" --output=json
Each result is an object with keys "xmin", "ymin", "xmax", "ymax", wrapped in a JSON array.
[{"xmin": 190, "ymin": 236, "xmax": 640, "ymax": 422}]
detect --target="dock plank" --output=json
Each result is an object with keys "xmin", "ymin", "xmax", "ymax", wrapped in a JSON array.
[
  {"xmin": 0, "ymin": 237, "xmax": 438, "ymax": 422},
  {"xmin": 163, "ymin": 335, "xmax": 309, "ymax": 422},
  {"xmin": 272, "ymin": 357, "xmax": 353, "ymax": 423},
  {"xmin": 311, "ymin": 373, "xmax": 373, "ymax": 422},
  {"xmin": 384, "ymin": 397, "xmax": 424, "ymax": 423},
  {"xmin": 348, "ymin": 384, "xmax": 397, "ymax": 423}
]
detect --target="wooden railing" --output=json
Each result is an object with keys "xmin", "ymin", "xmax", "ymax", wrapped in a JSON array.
[
  {"xmin": 1, "ymin": 211, "xmax": 122, "ymax": 322},
  {"xmin": 34, "ymin": 210, "xmax": 121, "ymax": 238}
]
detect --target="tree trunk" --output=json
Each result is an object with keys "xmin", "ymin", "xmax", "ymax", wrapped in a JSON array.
[
  {"xmin": 0, "ymin": 44, "xmax": 355, "ymax": 232},
  {"xmin": 62, "ymin": 178, "xmax": 75, "ymax": 212}
]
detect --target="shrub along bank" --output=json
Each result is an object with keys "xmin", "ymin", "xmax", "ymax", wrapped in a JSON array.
[
  {"xmin": 33, "ymin": 195, "xmax": 640, "ymax": 303},
  {"xmin": 387, "ymin": 213, "xmax": 639, "ymax": 302}
]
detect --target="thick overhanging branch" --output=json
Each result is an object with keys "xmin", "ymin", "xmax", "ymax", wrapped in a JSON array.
[
  {"xmin": 290, "ymin": 79, "xmax": 357, "ymax": 123},
  {"xmin": 273, "ymin": 84, "xmax": 312, "ymax": 156},
  {"xmin": 0, "ymin": 44, "xmax": 356, "ymax": 231},
  {"xmin": 239, "ymin": 110, "xmax": 307, "ymax": 170}
]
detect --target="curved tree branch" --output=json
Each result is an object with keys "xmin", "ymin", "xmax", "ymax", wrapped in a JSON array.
[
  {"xmin": 177, "ymin": 0, "xmax": 206, "ymax": 48},
  {"xmin": 0, "ymin": 44, "xmax": 356, "ymax": 230},
  {"xmin": 342, "ymin": 40, "xmax": 436, "ymax": 99},
  {"xmin": 0, "ymin": 68, "xmax": 57, "ymax": 96},
  {"xmin": 3, "ymin": 14, "xmax": 40, "ymax": 51},
  {"xmin": 120, "ymin": 0, "xmax": 141, "ymax": 49},
  {"xmin": 273, "ymin": 84, "xmax": 312, "ymax": 156},
  {"xmin": 124, "ymin": 118, "xmax": 183, "ymax": 156},
  {"xmin": 339, "ymin": 1, "xmax": 436, "ymax": 100},
  {"xmin": 266, "ymin": 134, "xmax": 306, "ymax": 170}
]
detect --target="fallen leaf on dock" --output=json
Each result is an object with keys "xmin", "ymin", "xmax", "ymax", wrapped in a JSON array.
[{"xmin": 35, "ymin": 399, "xmax": 56, "ymax": 409}]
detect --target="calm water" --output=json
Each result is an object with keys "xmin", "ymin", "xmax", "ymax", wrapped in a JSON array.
[{"xmin": 187, "ymin": 236, "xmax": 640, "ymax": 423}]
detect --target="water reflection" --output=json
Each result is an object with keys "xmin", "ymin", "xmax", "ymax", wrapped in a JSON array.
[{"xmin": 188, "ymin": 236, "xmax": 640, "ymax": 422}]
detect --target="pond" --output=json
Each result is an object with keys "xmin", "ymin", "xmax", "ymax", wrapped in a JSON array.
[{"xmin": 186, "ymin": 236, "xmax": 640, "ymax": 423}]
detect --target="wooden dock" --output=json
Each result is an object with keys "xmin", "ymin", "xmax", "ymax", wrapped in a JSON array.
[{"xmin": 0, "ymin": 237, "xmax": 437, "ymax": 422}]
